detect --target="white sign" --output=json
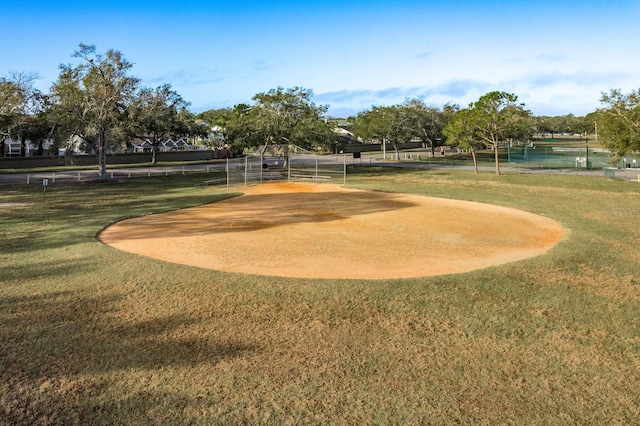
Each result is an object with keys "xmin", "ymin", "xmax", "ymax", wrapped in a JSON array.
[{"xmin": 42, "ymin": 179, "xmax": 49, "ymax": 186}]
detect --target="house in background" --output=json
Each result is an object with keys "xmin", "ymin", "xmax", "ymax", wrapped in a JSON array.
[
  {"xmin": 131, "ymin": 138, "xmax": 153, "ymax": 153},
  {"xmin": 3, "ymin": 138, "xmax": 21, "ymax": 157},
  {"xmin": 131, "ymin": 137, "xmax": 197, "ymax": 153},
  {"xmin": 2, "ymin": 136, "xmax": 55, "ymax": 157}
]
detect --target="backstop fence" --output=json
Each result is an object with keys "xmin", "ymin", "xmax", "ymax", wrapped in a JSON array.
[{"xmin": 224, "ymin": 152, "xmax": 347, "ymax": 189}]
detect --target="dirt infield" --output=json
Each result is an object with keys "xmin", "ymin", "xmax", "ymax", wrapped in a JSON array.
[{"xmin": 98, "ymin": 182, "xmax": 564, "ymax": 279}]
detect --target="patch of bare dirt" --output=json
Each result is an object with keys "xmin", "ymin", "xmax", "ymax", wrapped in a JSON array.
[{"xmin": 99, "ymin": 182, "xmax": 564, "ymax": 279}]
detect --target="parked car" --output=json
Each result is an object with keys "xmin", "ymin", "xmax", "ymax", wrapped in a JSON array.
[{"xmin": 262, "ymin": 156, "xmax": 284, "ymax": 168}]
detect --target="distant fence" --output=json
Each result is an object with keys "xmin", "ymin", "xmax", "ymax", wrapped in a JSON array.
[
  {"xmin": 288, "ymin": 154, "xmax": 346, "ymax": 184},
  {"xmin": 6, "ymin": 154, "xmax": 347, "ymax": 188},
  {"xmin": 0, "ymin": 150, "xmax": 215, "ymax": 169},
  {"xmin": 505, "ymin": 146, "xmax": 640, "ymax": 169},
  {"xmin": 13, "ymin": 164, "xmax": 227, "ymax": 186}
]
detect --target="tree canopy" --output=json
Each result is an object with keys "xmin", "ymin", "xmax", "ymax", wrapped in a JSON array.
[
  {"xmin": 352, "ymin": 99, "xmax": 455, "ymax": 159},
  {"xmin": 0, "ymin": 72, "xmax": 48, "ymax": 155},
  {"xmin": 402, "ymin": 98, "xmax": 457, "ymax": 157},
  {"xmin": 597, "ymin": 88, "xmax": 640, "ymax": 160},
  {"xmin": 51, "ymin": 44, "xmax": 140, "ymax": 179},
  {"xmin": 221, "ymin": 87, "xmax": 334, "ymax": 153},
  {"xmin": 352, "ymin": 105, "xmax": 408, "ymax": 159},
  {"xmin": 128, "ymin": 83, "xmax": 190, "ymax": 164},
  {"xmin": 534, "ymin": 114, "xmax": 590, "ymax": 136},
  {"xmin": 443, "ymin": 108, "xmax": 483, "ymax": 173},
  {"xmin": 445, "ymin": 91, "xmax": 532, "ymax": 175}
]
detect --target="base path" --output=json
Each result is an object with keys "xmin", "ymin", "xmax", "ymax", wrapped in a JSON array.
[{"xmin": 99, "ymin": 182, "xmax": 563, "ymax": 279}]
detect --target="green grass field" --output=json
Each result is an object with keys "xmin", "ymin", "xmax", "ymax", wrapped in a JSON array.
[{"xmin": 1, "ymin": 170, "xmax": 639, "ymax": 424}]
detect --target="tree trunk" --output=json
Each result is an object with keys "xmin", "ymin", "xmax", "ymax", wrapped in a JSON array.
[
  {"xmin": 98, "ymin": 129, "xmax": 109, "ymax": 180},
  {"xmin": 493, "ymin": 141, "xmax": 501, "ymax": 175},
  {"xmin": 392, "ymin": 141, "xmax": 400, "ymax": 160},
  {"xmin": 471, "ymin": 147, "xmax": 479, "ymax": 174},
  {"xmin": 283, "ymin": 144, "xmax": 290, "ymax": 168},
  {"xmin": 152, "ymin": 136, "xmax": 158, "ymax": 165}
]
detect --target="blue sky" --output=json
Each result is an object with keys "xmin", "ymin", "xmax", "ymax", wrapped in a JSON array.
[{"xmin": 2, "ymin": 0, "xmax": 639, "ymax": 117}]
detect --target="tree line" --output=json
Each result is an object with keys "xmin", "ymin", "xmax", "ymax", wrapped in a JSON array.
[
  {"xmin": 2, "ymin": 43, "xmax": 639, "ymax": 179},
  {"xmin": 0, "ymin": 44, "xmax": 205, "ymax": 179}
]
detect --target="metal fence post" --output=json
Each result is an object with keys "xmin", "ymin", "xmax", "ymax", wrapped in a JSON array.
[{"xmin": 343, "ymin": 154, "xmax": 347, "ymax": 186}]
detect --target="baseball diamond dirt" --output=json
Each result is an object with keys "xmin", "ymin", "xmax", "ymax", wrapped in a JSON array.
[{"xmin": 98, "ymin": 182, "xmax": 564, "ymax": 279}]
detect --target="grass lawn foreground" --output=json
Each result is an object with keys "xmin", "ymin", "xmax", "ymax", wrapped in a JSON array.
[{"xmin": 1, "ymin": 169, "xmax": 639, "ymax": 424}]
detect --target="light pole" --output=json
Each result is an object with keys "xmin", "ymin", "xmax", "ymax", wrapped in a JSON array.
[{"xmin": 585, "ymin": 132, "xmax": 589, "ymax": 170}]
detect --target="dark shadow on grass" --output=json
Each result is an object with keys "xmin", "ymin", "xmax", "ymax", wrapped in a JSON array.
[
  {"xmin": 0, "ymin": 291, "xmax": 256, "ymax": 374},
  {"xmin": 0, "ymin": 192, "xmax": 238, "ymax": 254},
  {"xmin": 0, "ymin": 257, "xmax": 98, "ymax": 283},
  {"xmin": 0, "ymin": 290, "xmax": 257, "ymax": 424}
]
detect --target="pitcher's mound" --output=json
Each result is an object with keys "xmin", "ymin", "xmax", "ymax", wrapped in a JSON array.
[{"xmin": 99, "ymin": 182, "xmax": 563, "ymax": 279}]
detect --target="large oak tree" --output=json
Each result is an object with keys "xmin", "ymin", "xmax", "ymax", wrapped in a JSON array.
[
  {"xmin": 128, "ymin": 84, "xmax": 190, "ymax": 165},
  {"xmin": 51, "ymin": 44, "xmax": 139, "ymax": 180},
  {"xmin": 466, "ymin": 91, "xmax": 532, "ymax": 175},
  {"xmin": 223, "ymin": 87, "xmax": 334, "ymax": 157}
]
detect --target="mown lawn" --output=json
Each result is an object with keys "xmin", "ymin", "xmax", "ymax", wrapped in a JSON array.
[{"xmin": 1, "ymin": 170, "xmax": 639, "ymax": 424}]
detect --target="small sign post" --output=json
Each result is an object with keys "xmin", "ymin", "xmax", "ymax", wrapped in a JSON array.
[
  {"xmin": 42, "ymin": 178, "xmax": 48, "ymax": 199},
  {"xmin": 353, "ymin": 151, "xmax": 361, "ymax": 166}
]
